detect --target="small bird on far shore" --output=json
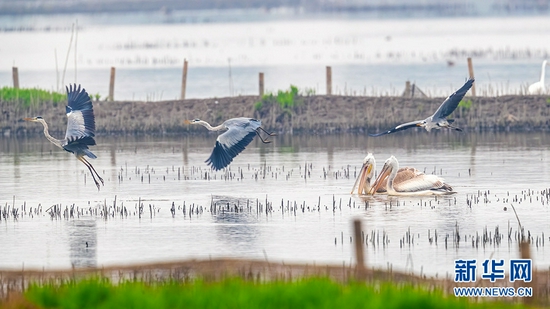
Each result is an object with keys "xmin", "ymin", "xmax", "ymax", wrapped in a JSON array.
[{"xmin": 528, "ymin": 60, "xmax": 547, "ymax": 95}]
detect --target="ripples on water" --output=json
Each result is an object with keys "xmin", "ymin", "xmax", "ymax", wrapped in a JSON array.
[{"xmin": 1, "ymin": 132, "xmax": 550, "ymax": 277}]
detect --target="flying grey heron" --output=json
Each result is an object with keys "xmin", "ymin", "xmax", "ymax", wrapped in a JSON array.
[
  {"xmin": 369, "ymin": 78, "xmax": 474, "ymax": 136},
  {"xmin": 528, "ymin": 60, "xmax": 547, "ymax": 95},
  {"xmin": 350, "ymin": 153, "xmax": 421, "ymax": 195},
  {"xmin": 369, "ymin": 156, "xmax": 454, "ymax": 196},
  {"xmin": 24, "ymin": 84, "xmax": 104, "ymax": 190},
  {"xmin": 184, "ymin": 117, "xmax": 276, "ymax": 171}
]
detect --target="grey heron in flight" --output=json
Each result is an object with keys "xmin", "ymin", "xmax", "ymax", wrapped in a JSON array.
[
  {"xmin": 369, "ymin": 78, "xmax": 474, "ymax": 136},
  {"xmin": 24, "ymin": 84, "xmax": 104, "ymax": 190},
  {"xmin": 185, "ymin": 117, "xmax": 276, "ymax": 171},
  {"xmin": 369, "ymin": 156, "xmax": 454, "ymax": 196}
]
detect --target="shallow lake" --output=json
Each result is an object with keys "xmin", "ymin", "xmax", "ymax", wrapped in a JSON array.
[
  {"xmin": 1, "ymin": 14, "xmax": 549, "ymax": 99},
  {"xmin": 1, "ymin": 132, "xmax": 549, "ymax": 278}
]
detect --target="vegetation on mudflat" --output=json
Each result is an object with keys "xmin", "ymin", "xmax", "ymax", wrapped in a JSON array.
[
  {"xmin": 1, "ymin": 277, "xmax": 529, "ymax": 309},
  {"xmin": 0, "ymin": 87, "xmax": 67, "ymax": 108},
  {"xmin": 254, "ymin": 85, "xmax": 308, "ymax": 111}
]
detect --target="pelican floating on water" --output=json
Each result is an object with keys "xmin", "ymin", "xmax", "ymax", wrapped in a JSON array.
[
  {"xmin": 528, "ymin": 60, "xmax": 548, "ymax": 95},
  {"xmin": 369, "ymin": 156, "xmax": 454, "ymax": 196},
  {"xmin": 369, "ymin": 78, "xmax": 474, "ymax": 136},
  {"xmin": 350, "ymin": 153, "xmax": 416, "ymax": 195}
]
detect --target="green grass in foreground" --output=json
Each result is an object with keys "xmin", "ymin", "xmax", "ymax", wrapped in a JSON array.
[
  {"xmin": 0, "ymin": 87, "xmax": 66, "ymax": 108},
  {"xmin": 21, "ymin": 277, "xmax": 528, "ymax": 309}
]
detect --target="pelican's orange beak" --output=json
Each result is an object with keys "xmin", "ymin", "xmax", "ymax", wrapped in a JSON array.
[
  {"xmin": 351, "ymin": 163, "xmax": 366, "ymax": 194},
  {"xmin": 369, "ymin": 163, "xmax": 391, "ymax": 195},
  {"xmin": 351, "ymin": 162, "xmax": 373, "ymax": 195}
]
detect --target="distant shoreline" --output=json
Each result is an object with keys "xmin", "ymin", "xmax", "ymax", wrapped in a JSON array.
[
  {"xmin": 0, "ymin": 1, "xmax": 545, "ymax": 17},
  {"xmin": 2, "ymin": 94, "xmax": 550, "ymax": 137}
]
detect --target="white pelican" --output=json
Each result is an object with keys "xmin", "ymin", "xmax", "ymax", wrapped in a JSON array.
[
  {"xmin": 350, "ymin": 153, "xmax": 417, "ymax": 195},
  {"xmin": 369, "ymin": 78, "xmax": 474, "ymax": 136},
  {"xmin": 369, "ymin": 156, "xmax": 454, "ymax": 196},
  {"xmin": 528, "ymin": 60, "xmax": 548, "ymax": 95},
  {"xmin": 184, "ymin": 117, "xmax": 276, "ymax": 170},
  {"xmin": 351, "ymin": 153, "xmax": 376, "ymax": 195}
]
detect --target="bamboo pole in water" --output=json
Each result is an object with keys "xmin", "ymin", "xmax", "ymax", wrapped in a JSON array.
[
  {"xmin": 354, "ymin": 219, "xmax": 365, "ymax": 278},
  {"xmin": 326, "ymin": 66, "xmax": 332, "ymax": 95},
  {"xmin": 520, "ymin": 241, "xmax": 535, "ymax": 305},
  {"xmin": 467, "ymin": 57, "xmax": 476, "ymax": 97},
  {"xmin": 259, "ymin": 72, "xmax": 264, "ymax": 97},
  {"xmin": 12, "ymin": 67, "xmax": 19, "ymax": 89},
  {"xmin": 109, "ymin": 67, "xmax": 116, "ymax": 101},
  {"xmin": 403, "ymin": 81, "xmax": 411, "ymax": 97},
  {"xmin": 181, "ymin": 59, "xmax": 188, "ymax": 100}
]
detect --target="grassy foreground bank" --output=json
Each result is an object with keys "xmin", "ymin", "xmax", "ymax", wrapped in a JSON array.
[{"xmin": 2, "ymin": 277, "xmax": 528, "ymax": 309}]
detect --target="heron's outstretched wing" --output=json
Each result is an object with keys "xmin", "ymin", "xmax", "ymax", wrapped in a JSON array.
[
  {"xmin": 368, "ymin": 120, "xmax": 423, "ymax": 137},
  {"xmin": 206, "ymin": 120, "xmax": 259, "ymax": 170},
  {"xmin": 432, "ymin": 78, "xmax": 474, "ymax": 119},
  {"xmin": 65, "ymin": 84, "xmax": 96, "ymax": 142},
  {"xmin": 63, "ymin": 84, "xmax": 97, "ymax": 157}
]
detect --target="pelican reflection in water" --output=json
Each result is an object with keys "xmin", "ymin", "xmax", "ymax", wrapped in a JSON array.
[{"xmin": 369, "ymin": 156, "xmax": 455, "ymax": 196}]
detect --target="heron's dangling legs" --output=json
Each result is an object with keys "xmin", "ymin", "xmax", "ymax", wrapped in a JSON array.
[
  {"xmin": 439, "ymin": 122, "xmax": 463, "ymax": 132},
  {"xmin": 78, "ymin": 156, "xmax": 104, "ymax": 190},
  {"xmin": 449, "ymin": 125, "xmax": 463, "ymax": 132},
  {"xmin": 258, "ymin": 126, "xmax": 277, "ymax": 136},
  {"xmin": 255, "ymin": 127, "xmax": 277, "ymax": 144},
  {"xmin": 255, "ymin": 129, "xmax": 272, "ymax": 144},
  {"xmin": 83, "ymin": 157, "xmax": 104, "ymax": 185}
]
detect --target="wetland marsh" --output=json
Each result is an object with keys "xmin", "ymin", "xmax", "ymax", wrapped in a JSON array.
[{"xmin": 1, "ymin": 132, "xmax": 549, "ymax": 277}]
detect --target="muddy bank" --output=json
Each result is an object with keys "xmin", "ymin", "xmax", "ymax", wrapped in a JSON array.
[{"xmin": 2, "ymin": 95, "xmax": 550, "ymax": 136}]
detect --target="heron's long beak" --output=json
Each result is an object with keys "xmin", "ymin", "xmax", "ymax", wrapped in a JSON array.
[
  {"xmin": 351, "ymin": 163, "xmax": 373, "ymax": 195},
  {"xmin": 369, "ymin": 163, "xmax": 391, "ymax": 195},
  {"xmin": 23, "ymin": 117, "xmax": 37, "ymax": 122},
  {"xmin": 183, "ymin": 120, "xmax": 192, "ymax": 125}
]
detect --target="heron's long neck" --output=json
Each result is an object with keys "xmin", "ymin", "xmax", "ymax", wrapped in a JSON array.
[
  {"xmin": 541, "ymin": 62, "xmax": 547, "ymax": 84},
  {"xmin": 198, "ymin": 121, "xmax": 225, "ymax": 131},
  {"xmin": 38, "ymin": 119, "xmax": 63, "ymax": 149}
]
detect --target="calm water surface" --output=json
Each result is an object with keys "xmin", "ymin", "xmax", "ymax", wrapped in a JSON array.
[
  {"xmin": 1, "ymin": 15, "xmax": 550, "ymax": 99},
  {"xmin": 1, "ymin": 132, "xmax": 550, "ymax": 277}
]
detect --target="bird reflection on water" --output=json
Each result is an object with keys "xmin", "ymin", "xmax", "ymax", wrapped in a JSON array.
[
  {"xmin": 212, "ymin": 196, "xmax": 260, "ymax": 254},
  {"xmin": 67, "ymin": 220, "xmax": 97, "ymax": 268}
]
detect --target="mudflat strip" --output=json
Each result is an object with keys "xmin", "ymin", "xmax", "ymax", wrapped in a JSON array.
[{"xmin": 2, "ymin": 95, "xmax": 550, "ymax": 136}]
